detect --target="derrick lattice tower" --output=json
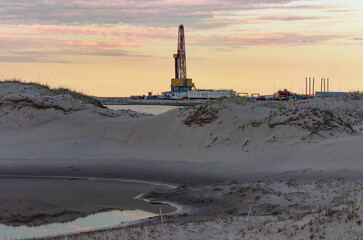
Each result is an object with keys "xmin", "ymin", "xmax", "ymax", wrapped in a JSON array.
[{"xmin": 171, "ymin": 25, "xmax": 194, "ymax": 92}]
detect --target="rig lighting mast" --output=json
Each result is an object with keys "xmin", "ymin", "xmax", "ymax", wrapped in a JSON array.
[{"xmin": 171, "ymin": 25, "xmax": 194, "ymax": 92}]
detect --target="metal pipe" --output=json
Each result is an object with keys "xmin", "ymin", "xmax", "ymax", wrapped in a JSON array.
[
  {"xmin": 174, "ymin": 57, "xmax": 178, "ymax": 79},
  {"xmin": 324, "ymin": 78, "xmax": 326, "ymax": 92},
  {"xmin": 306, "ymin": 78, "xmax": 307, "ymax": 95},
  {"xmin": 313, "ymin": 78, "xmax": 315, "ymax": 95},
  {"xmin": 309, "ymin": 77, "xmax": 311, "ymax": 95},
  {"xmin": 327, "ymin": 78, "xmax": 329, "ymax": 92}
]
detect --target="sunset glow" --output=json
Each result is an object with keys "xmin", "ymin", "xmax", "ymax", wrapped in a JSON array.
[{"xmin": 1, "ymin": 0, "xmax": 362, "ymax": 96}]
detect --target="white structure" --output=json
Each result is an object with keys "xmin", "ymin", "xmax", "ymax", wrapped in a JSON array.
[
  {"xmin": 162, "ymin": 90, "xmax": 236, "ymax": 100},
  {"xmin": 162, "ymin": 91, "xmax": 188, "ymax": 100},
  {"xmin": 188, "ymin": 90, "xmax": 236, "ymax": 99}
]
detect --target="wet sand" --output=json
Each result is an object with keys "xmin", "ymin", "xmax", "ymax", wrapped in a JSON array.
[{"xmin": 1, "ymin": 158, "xmax": 363, "ymax": 187}]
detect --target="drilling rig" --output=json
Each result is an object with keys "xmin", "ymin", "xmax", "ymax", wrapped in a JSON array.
[{"xmin": 171, "ymin": 25, "xmax": 195, "ymax": 92}]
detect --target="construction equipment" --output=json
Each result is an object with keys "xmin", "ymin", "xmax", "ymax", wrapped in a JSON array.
[
  {"xmin": 274, "ymin": 89, "xmax": 291, "ymax": 100},
  {"xmin": 171, "ymin": 25, "xmax": 195, "ymax": 92}
]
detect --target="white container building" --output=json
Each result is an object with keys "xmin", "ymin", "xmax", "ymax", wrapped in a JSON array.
[{"xmin": 188, "ymin": 90, "xmax": 236, "ymax": 99}]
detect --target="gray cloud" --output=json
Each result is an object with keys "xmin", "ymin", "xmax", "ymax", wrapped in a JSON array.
[
  {"xmin": 194, "ymin": 32, "xmax": 343, "ymax": 48},
  {"xmin": 2, "ymin": 49, "xmax": 151, "ymax": 63},
  {"xmin": 0, "ymin": 0, "xmax": 339, "ymax": 28}
]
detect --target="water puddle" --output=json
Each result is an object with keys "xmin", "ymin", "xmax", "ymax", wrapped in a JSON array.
[
  {"xmin": 0, "ymin": 176, "xmax": 177, "ymax": 239},
  {"xmin": 105, "ymin": 104, "xmax": 180, "ymax": 115},
  {"xmin": 0, "ymin": 209, "xmax": 156, "ymax": 239}
]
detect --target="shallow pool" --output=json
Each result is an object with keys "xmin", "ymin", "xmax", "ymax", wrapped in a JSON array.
[
  {"xmin": 105, "ymin": 104, "xmax": 180, "ymax": 115},
  {"xmin": 0, "ymin": 209, "xmax": 156, "ymax": 239},
  {"xmin": 0, "ymin": 177, "xmax": 176, "ymax": 239}
]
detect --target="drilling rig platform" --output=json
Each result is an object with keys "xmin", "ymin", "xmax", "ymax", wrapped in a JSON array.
[
  {"xmin": 171, "ymin": 24, "xmax": 195, "ymax": 92},
  {"xmin": 161, "ymin": 25, "xmax": 236, "ymax": 100}
]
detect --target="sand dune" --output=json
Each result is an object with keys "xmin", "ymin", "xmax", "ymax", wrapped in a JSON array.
[
  {"xmin": 1, "ymin": 82, "xmax": 363, "ymax": 239},
  {"xmin": 0, "ymin": 82, "xmax": 362, "ymax": 183}
]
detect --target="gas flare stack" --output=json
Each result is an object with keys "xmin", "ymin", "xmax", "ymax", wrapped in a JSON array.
[{"xmin": 171, "ymin": 25, "xmax": 195, "ymax": 92}]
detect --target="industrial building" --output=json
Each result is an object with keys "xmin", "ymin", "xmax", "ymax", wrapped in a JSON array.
[
  {"xmin": 162, "ymin": 90, "xmax": 236, "ymax": 100},
  {"xmin": 162, "ymin": 25, "xmax": 236, "ymax": 100}
]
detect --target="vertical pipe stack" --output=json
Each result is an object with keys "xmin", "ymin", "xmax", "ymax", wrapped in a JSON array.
[
  {"xmin": 174, "ymin": 57, "xmax": 178, "ymax": 79},
  {"xmin": 313, "ymin": 78, "xmax": 315, "ymax": 95},
  {"xmin": 324, "ymin": 78, "xmax": 326, "ymax": 92}
]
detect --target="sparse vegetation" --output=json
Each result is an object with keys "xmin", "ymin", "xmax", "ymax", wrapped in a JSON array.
[
  {"xmin": 182, "ymin": 104, "xmax": 219, "ymax": 126},
  {"xmin": 51, "ymin": 87, "xmax": 104, "ymax": 108},
  {"xmin": 0, "ymin": 79, "xmax": 104, "ymax": 108},
  {"xmin": 181, "ymin": 94, "xmax": 363, "ymax": 138}
]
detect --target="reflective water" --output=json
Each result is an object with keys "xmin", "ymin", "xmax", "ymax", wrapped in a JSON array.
[
  {"xmin": 105, "ymin": 105, "xmax": 180, "ymax": 115},
  {"xmin": 0, "ymin": 177, "xmax": 176, "ymax": 239},
  {"xmin": 0, "ymin": 209, "xmax": 155, "ymax": 239}
]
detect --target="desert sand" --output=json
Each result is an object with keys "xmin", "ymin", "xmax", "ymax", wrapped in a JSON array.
[{"xmin": 0, "ymin": 81, "xmax": 362, "ymax": 239}]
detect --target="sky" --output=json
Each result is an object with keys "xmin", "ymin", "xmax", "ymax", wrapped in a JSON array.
[{"xmin": 0, "ymin": 0, "xmax": 362, "ymax": 96}]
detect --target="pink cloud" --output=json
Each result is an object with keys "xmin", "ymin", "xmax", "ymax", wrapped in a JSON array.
[
  {"xmin": 194, "ymin": 32, "xmax": 344, "ymax": 47},
  {"xmin": 65, "ymin": 39, "xmax": 139, "ymax": 48},
  {"xmin": 0, "ymin": 36, "xmax": 139, "ymax": 49},
  {"xmin": 256, "ymin": 15, "xmax": 330, "ymax": 21},
  {"xmin": 0, "ymin": 29, "xmax": 346, "ymax": 53},
  {"xmin": 2, "ymin": 24, "xmax": 175, "ymax": 39}
]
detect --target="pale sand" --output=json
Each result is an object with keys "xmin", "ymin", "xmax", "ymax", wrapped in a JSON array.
[
  {"xmin": 0, "ymin": 83, "xmax": 362, "ymax": 179},
  {"xmin": 0, "ymin": 82, "xmax": 362, "ymax": 239}
]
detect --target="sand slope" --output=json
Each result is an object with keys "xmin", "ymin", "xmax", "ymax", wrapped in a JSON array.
[
  {"xmin": 1, "ymin": 82, "xmax": 363, "ymax": 239},
  {"xmin": 0, "ymin": 82, "xmax": 362, "ymax": 183}
]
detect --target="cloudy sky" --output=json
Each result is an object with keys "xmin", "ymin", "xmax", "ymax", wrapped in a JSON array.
[{"xmin": 0, "ymin": 0, "xmax": 362, "ymax": 96}]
